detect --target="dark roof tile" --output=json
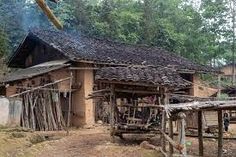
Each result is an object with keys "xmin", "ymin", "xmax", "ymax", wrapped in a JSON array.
[
  {"xmin": 9, "ymin": 29, "xmax": 218, "ymax": 73},
  {"xmin": 95, "ymin": 66, "xmax": 190, "ymax": 88}
]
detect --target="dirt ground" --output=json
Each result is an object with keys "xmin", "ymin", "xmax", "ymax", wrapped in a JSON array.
[
  {"xmin": 36, "ymin": 126, "xmax": 159, "ymax": 157},
  {"xmin": 1, "ymin": 125, "xmax": 236, "ymax": 157}
]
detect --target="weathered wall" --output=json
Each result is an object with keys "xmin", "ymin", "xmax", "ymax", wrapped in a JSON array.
[
  {"xmin": 192, "ymin": 74, "xmax": 218, "ymax": 97},
  {"xmin": 72, "ymin": 68, "xmax": 95, "ymax": 126},
  {"xmin": 5, "ymin": 66, "xmax": 96, "ymax": 127},
  {"xmin": 0, "ymin": 97, "xmax": 10, "ymax": 126},
  {"xmin": 25, "ymin": 43, "xmax": 66, "ymax": 68},
  {"xmin": 221, "ymin": 65, "xmax": 235, "ymax": 76},
  {"xmin": 5, "ymin": 68, "xmax": 71, "ymax": 97}
]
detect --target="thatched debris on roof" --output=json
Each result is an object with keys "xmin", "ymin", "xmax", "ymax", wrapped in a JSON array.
[
  {"xmin": 95, "ymin": 66, "xmax": 190, "ymax": 88},
  {"xmin": 9, "ymin": 29, "xmax": 218, "ymax": 73},
  {"xmin": 165, "ymin": 100, "xmax": 236, "ymax": 115}
]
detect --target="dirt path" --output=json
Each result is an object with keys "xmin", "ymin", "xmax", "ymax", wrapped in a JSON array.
[
  {"xmin": 3, "ymin": 125, "xmax": 236, "ymax": 157},
  {"xmin": 36, "ymin": 126, "xmax": 236, "ymax": 157},
  {"xmin": 36, "ymin": 126, "xmax": 159, "ymax": 157}
]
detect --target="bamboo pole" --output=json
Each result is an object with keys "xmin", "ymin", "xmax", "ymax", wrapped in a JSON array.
[{"xmin": 35, "ymin": 0, "xmax": 63, "ymax": 30}]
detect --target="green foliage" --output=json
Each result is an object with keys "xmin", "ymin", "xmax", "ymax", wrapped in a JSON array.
[
  {"xmin": 0, "ymin": 28, "xmax": 9, "ymax": 56},
  {"xmin": 0, "ymin": 0, "xmax": 235, "ymax": 68}
]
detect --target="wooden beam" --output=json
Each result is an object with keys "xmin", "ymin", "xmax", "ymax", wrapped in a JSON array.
[
  {"xmin": 9, "ymin": 77, "xmax": 71, "ymax": 97},
  {"xmin": 91, "ymin": 88, "xmax": 110, "ymax": 94},
  {"xmin": 96, "ymin": 80, "xmax": 163, "ymax": 88},
  {"xmin": 218, "ymin": 110, "xmax": 223, "ymax": 157},
  {"xmin": 198, "ymin": 111, "xmax": 204, "ymax": 156},
  {"xmin": 35, "ymin": 0, "xmax": 63, "ymax": 29},
  {"xmin": 115, "ymin": 89, "xmax": 160, "ymax": 95},
  {"xmin": 69, "ymin": 67, "xmax": 99, "ymax": 70}
]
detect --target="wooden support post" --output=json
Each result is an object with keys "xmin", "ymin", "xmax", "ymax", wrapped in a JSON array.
[
  {"xmin": 161, "ymin": 87, "xmax": 167, "ymax": 152},
  {"xmin": 67, "ymin": 71, "xmax": 73, "ymax": 127},
  {"xmin": 218, "ymin": 110, "xmax": 223, "ymax": 157},
  {"xmin": 110, "ymin": 84, "xmax": 115, "ymax": 138},
  {"xmin": 178, "ymin": 112, "xmax": 187, "ymax": 157},
  {"xmin": 169, "ymin": 118, "xmax": 174, "ymax": 156},
  {"xmin": 161, "ymin": 111, "xmax": 166, "ymax": 152},
  {"xmin": 198, "ymin": 111, "xmax": 203, "ymax": 156},
  {"xmin": 218, "ymin": 75, "xmax": 222, "ymax": 98}
]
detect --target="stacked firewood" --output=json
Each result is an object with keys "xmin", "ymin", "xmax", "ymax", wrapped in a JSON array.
[{"xmin": 21, "ymin": 86, "xmax": 66, "ymax": 131}]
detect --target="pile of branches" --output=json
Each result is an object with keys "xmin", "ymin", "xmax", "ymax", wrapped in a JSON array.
[{"xmin": 21, "ymin": 86, "xmax": 66, "ymax": 131}]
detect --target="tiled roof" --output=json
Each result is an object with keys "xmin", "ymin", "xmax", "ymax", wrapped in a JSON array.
[
  {"xmin": 95, "ymin": 66, "xmax": 190, "ymax": 88},
  {"xmin": 9, "ymin": 29, "xmax": 218, "ymax": 73}
]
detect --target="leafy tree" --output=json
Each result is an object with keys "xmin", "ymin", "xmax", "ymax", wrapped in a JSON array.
[{"xmin": 0, "ymin": 28, "xmax": 9, "ymax": 56}]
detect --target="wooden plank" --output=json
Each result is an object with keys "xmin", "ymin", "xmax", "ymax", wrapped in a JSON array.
[
  {"xmin": 218, "ymin": 110, "xmax": 223, "ymax": 157},
  {"xmin": 198, "ymin": 111, "xmax": 204, "ymax": 156}
]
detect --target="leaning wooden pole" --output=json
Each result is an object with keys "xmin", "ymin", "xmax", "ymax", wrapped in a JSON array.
[
  {"xmin": 198, "ymin": 111, "xmax": 204, "ymax": 156},
  {"xmin": 35, "ymin": 0, "xmax": 63, "ymax": 30},
  {"xmin": 159, "ymin": 129, "xmax": 183, "ymax": 152},
  {"xmin": 218, "ymin": 110, "xmax": 223, "ymax": 157}
]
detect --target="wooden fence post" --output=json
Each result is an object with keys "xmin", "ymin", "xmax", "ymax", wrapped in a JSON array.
[
  {"xmin": 110, "ymin": 84, "xmax": 115, "ymax": 138},
  {"xmin": 161, "ymin": 87, "xmax": 168, "ymax": 152},
  {"xmin": 198, "ymin": 111, "xmax": 203, "ymax": 156},
  {"xmin": 168, "ymin": 118, "xmax": 174, "ymax": 156},
  {"xmin": 178, "ymin": 112, "xmax": 187, "ymax": 157},
  {"xmin": 67, "ymin": 71, "xmax": 73, "ymax": 127},
  {"xmin": 218, "ymin": 110, "xmax": 223, "ymax": 157}
]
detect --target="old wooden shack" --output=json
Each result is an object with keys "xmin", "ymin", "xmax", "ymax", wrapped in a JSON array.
[
  {"xmin": 162, "ymin": 100, "xmax": 236, "ymax": 157},
  {"xmin": 1, "ymin": 28, "xmax": 218, "ymax": 130},
  {"xmin": 90, "ymin": 66, "xmax": 189, "ymax": 137}
]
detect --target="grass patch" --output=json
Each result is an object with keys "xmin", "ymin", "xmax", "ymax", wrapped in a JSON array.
[
  {"xmin": 10, "ymin": 132, "xmax": 27, "ymax": 138},
  {"xmin": 28, "ymin": 134, "xmax": 46, "ymax": 144}
]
